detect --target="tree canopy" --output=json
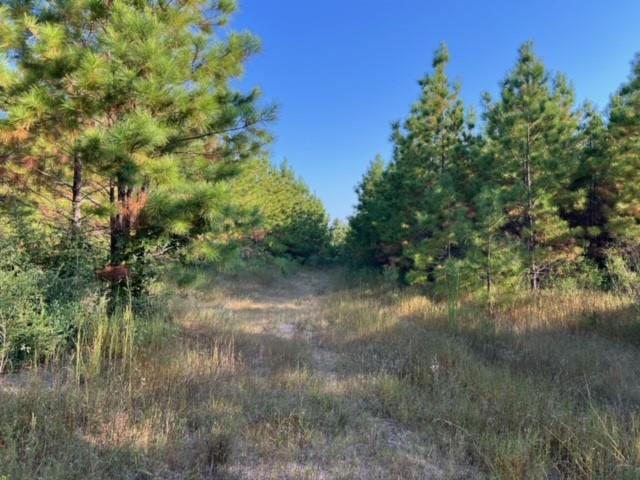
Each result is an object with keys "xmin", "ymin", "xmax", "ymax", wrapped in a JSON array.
[
  {"xmin": 348, "ymin": 42, "xmax": 640, "ymax": 297},
  {"xmin": 0, "ymin": 0, "xmax": 274, "ymax": 283}
]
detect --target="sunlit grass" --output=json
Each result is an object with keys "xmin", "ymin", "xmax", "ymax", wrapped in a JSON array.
[
  {"xmin": 321, "ymin": 279, "xmax": 640, "ymax": 478},
  {"xmin": 2, "ymin": 267, "xmax": 640, "ymax": 478}
]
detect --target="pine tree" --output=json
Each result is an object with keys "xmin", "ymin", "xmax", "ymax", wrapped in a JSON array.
[
  {"xmin": 566, "ymin": 103, "xmax": 616, "ymax": 264},
  {"xmin": 484, "ymin": 42, "xmax": 581, "ymax": 289},
  {"xmin": 464, "ymin": 187, "xmax": 524, "ymax": 308},
  {"xmin": 0, "ymin": 1, "xmax": 272, "ymax": 284},
  {"xmin": 409, "ymin": 110, "xmax": 476, "ymax": 287},
  {"xmin": 346, "ymin": 155, "xmax": 386, "ymax": 265},
  {"xmin": 608, "ymin": 53, "xmax": 640, "ymax": 247},
  {"xmin": 379, "ymin": 43, "xmax": 467, "ymax": 279}
]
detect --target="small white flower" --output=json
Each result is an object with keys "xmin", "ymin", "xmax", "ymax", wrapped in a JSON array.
[{"xmin": 430, "ymin": 355, "xmax": 440, "ymax": 379}]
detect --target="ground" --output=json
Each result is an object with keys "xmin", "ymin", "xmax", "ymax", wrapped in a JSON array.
[
  {"xmin": 179, "ymin": 268, "xmax": 467, "ymax": 479},
  {"xmin": 2, "ymin": 266, "xmax": 640, "ymax": 479}
]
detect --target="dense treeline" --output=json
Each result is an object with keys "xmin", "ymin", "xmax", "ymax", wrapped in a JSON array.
[
  {"xmin": 180, "ymin": 157, "xmax": 329, "ymax": 265},
  {"xmin": 347, "ymin": 43, "xmax": 640, "ymax": 300},
  {"xmin": 225, "ymin": 158, "xmax": 328, "ymax": 260},
  {"xmin": 0, "ymin": 0, "xmax": 328, "ymax": 370}
]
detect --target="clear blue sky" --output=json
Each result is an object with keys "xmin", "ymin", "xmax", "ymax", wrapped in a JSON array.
[{"xmin": 232, "ymin": 0, "xmax": 640, "ymax": 221}]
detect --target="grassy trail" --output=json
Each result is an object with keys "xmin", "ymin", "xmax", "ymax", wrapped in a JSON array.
[
  {"xmin": 2, "ymin": 267, "xmax": 640, "ymax": 479},
  {"xmin": 187, "ymin": 268, "xmax": 462, "ymax": 478},
  {"xmin": 0, "ymin": 268, "xmax": 464, "ymax": 479}
]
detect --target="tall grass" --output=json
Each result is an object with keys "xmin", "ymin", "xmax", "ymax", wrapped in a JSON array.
[
  {"xmin": 3, "ymin": 265, "xmax": 640, "ymax": 478},
  {"xmin": 321, "ymin": 276, "xmax": 640, "ymax": 478}
]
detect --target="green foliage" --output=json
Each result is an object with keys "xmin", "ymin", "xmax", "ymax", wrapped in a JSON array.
[
  {"xmin": 225, "ymin": 158, "xmax": 329, "ymax": 260},
  {"xmin": 381, "ymin": 44, "xmax": 469, "ymax": 275},
  {"xmin": 0, "ymin": 0, "xmax": 273, "ymax": 287},
  {"xmin": 565, "ymin": 104, "xmax": 616, "ymax": 265},
  {"xmin": 325, "ymin": 219, "xmax": 350, "ymax": 262},
  {"xmin": 0, "ymin": 224, "xmax": 174, "ymax": 373},
  {"xmin": 605, "ymin": 248, "xmax": 640, "ymax": 297},
  {"xmin": 0, "ymin": 0, "xmax": 332, "ymax": 372},
  {"xmin": 608, "ymin": 54, "xmax": 640, "ymax": 245},
  {"xmin": 345, "ymin": 155, "xmax": 386, "ymax": 266},
  {"xmin": 348, "ymin": 42, "xmax": 640, "ymax": 301},
  {"xmin": 0, "ymin": 237, "xmax": 84, "ymax": 371},
  {"xmin": 484, "ymin": 42, "xmax": 581, "ymax": 289}
]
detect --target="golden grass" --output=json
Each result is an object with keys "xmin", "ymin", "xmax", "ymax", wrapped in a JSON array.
[
  {"xmin": 319, "ymin": 279, "xmax": 640, "ymax": 478},
  {"xmin": 1, "ymin": 267, "xmax": 640, "ymax": 478}
]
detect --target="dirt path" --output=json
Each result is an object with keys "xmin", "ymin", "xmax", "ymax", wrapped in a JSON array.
[
  {"xmin": 222, "ymin": 270, "xmax": 339, "ymax": 378},
  {"xmin": 202, "ymin": 268, "xmax": 462, "ymax": 479}
]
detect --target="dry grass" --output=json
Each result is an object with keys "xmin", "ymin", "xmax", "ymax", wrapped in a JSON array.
[
  {"xmin": 1, "ymin": 267, "xmax": 640, "ymax": 478},
  {"xmin": 320, "ymin": 278, "xmax": 640, "ymax": 479}
]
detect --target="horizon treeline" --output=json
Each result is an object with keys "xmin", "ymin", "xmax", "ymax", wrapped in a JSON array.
[{"xmin": 346, "ymin": 42, "xmax": 640, "ymax": 300}]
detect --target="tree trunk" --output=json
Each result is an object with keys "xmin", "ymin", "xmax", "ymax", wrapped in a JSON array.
[
  {"xmin": 71, "ymin": 154, "xmax": 83, "ymax": 237},
  {"xmin": 108, "ymin": 178, "xmax": 133, "ymax": 310},
  {"xmin": 110, "ymin": 177, "xmax": 132, "ymax": 267},
  {"xmin": 525, "ymin": 123, "xmax": 538, "ymax": 290},
  {"xmin": 486, "ymin": 238, "xmax": 493, "ymax": 315},
  {"xmin": 109, "ymin": 179, "xmax": 118, "ymax": 265}
]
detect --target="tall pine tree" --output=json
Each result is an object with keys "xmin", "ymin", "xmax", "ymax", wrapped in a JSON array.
[
  {"xmin": 608, "ymin": 53, "xmax": 640, "ymax": 247},
  {"xmin": 379, "ymin": 43, "xmax": 467, "ymax": 279},
  {"xmin": 484, "ymin": 42, "xmax": 580, "ymax": 289},
  {"xmin": 0, "ymin": 0, "xmax": 273, "ymax": 285}
]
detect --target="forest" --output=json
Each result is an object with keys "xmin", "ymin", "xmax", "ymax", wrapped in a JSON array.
[
  {"xmin": 1, "ymin": 1, "xmax": 640, "ymax": 479},
  {"xmin": 347, "ymin": 42, "xmax": 640, "ymax": 301}
]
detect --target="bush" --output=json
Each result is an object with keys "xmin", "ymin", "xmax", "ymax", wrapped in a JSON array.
[
  {"xmin": 0, "ymin": 242, "xmax": 77, "ymax": 371},
  {"xmin": 0, "ymin": 234, "xmax": 171, "ymax": 373},
  {"xmin": 606, "ymin": 248, "xmax": 640, "ymax": 296}
]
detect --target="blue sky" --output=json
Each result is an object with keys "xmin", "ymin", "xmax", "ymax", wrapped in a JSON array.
[{"xmin": 232, "ymin": 0, "xmax": 640, "ymax": 221}]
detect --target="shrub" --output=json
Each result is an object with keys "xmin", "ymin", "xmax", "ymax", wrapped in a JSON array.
[{"xmin": 0, "ymin": 242, "xmax": 75, "ymax": 371}]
